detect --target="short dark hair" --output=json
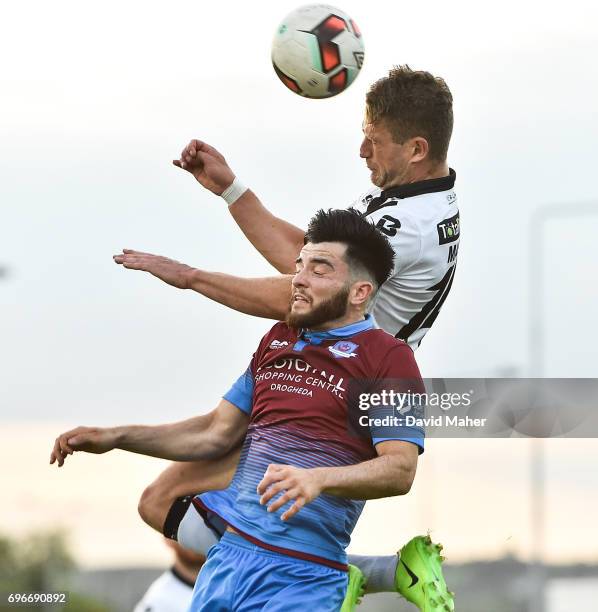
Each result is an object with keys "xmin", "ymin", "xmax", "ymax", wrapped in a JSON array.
[
  {"xmin": 365, "ymin": 65, "xmax": 453, "ymax": 162},
  {"xmin": 304, "ymin": 208, "xmax": 395, "ymax": 288}
]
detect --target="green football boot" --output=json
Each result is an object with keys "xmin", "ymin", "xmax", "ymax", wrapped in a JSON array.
[
  {"xmin": 395, "ymin": 535, "xmax": 455, "ymax": 611},
  {"xmin": 339, "ymin": 564, "xmax": 366, "ymax": 612}
]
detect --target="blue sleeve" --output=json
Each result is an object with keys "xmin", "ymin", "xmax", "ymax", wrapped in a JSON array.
[
  {"xmin": 368, "ymin": 344, "xmax": 425, "ymax": 453},
  {"xmin": 369, "ymin": 399, "xmax": 425, "ymax": 454},
  {"xmin": 223, "ymin": 366, "xmax": 254, "ymax": 415},
  {"xmin": 372, "ymin": 435, "xmax": 425, "ymax": 454},
  {"xmin": 369, "ymin": 408, "xmax": 425, "ymax": 455}
]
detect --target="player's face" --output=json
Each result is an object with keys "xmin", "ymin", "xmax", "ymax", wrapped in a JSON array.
[
  {"xmin": 287, "ymin": 242, "xmax": 352, "ymax": 330},
  {"xmin": 360, "ymin": 120, "xmax": 411, "ymax": 189}
]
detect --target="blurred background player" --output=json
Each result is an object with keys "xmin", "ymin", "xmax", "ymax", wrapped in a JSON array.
[
  {"xmin": 114, "ymin": 66, "xmax": 457, "ymax": 609},
  {"xmin": 133, "ymin": 540, "xmax": 203, "ymax": 612}
]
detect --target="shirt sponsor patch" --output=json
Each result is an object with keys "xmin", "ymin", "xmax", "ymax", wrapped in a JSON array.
[{"xmin": 437, "ymin": 212, "xmax": 460, "ymax": 245}]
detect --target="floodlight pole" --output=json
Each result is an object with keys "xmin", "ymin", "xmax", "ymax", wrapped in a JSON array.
[{"xmin": 528, "ymin": 202, "xmax": 598, "ymax": 612}]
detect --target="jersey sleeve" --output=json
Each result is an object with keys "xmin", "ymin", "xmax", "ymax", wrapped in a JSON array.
[
  {"xmin": 367, "ymin": 343, "xmax": 426, "ymax": 453},
  {"xmin": 222, "ymin": 323, "xmax": 284, "ymax": 415},
  {"xmin": 223, "ymin": 365, "xmax": 255, "ymax": 415},
  {"xmin": 366, "ymin": 207, "xmax": 423, "ymax": 275}
]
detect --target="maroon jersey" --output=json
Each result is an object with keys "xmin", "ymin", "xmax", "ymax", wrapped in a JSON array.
[{"xmin": 198, "ymin": 315, "xmax": 425, "ymax": 569}]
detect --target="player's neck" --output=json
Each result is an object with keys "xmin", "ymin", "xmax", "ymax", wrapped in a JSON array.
[
  {"xmin": 389, "ymin": 160, "xmax": 449, "ymax": 189},
  {"xmin": 308, "ymin": 311, "xmax": 367, "ymax": 333}
]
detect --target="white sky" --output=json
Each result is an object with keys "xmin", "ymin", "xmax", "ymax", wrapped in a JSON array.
[{"xmin": 1, "ymin": 0, "xmax": 598, "ymax": 566}]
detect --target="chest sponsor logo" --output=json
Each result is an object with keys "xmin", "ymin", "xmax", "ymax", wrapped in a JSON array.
[
  {"xmin": 269, "ymin": 340, "xmax": 289, "ymax": 350},
  {"xmin": 255, "ymin": 357, "xmax": 346, "ymax": 397},
  {"xmin": 437, "ymin": 212, "xmax": 460, "ymax": 245},
  {"xmin": 328, "ymin": 341, "xmax": 359, "ymax": 359}
]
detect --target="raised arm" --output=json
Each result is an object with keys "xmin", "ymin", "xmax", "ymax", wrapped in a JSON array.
[
  {"xmin": 227, "ymin": 190, "xmax": 305, "ymax": 274},
  {"xmin": 113, "ymin": 249, "xmax": 292, "ymax": 320},
  {"xmin": 49, "ymin": 399, "xmax": 249, "ymax": 466},
  {"xmin": 174, "ymin": 139, "xmax": 305, "ymax": 273}
]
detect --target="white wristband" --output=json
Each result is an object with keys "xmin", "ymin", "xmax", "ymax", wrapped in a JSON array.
[{"xmin": 221, "ymin": 177, "xmax": 248, "ymax": 206}]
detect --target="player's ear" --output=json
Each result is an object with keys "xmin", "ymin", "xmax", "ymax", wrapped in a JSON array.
[
  {"xmin": 409, "ymin": 137, "xmax": 429, "ymax": 164},
  {"xmin": 350, "ymin": 281, "xmax": 374, "ymax": 307}
]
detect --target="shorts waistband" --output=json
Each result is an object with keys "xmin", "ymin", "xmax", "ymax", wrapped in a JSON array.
[{"xmin": 218, "ymin": 531, "xmax": 347, "ymax": 574}]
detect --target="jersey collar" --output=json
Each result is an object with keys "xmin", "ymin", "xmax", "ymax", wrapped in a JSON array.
[
  {"xmin": 365, "ymin": 168, "xmax": 456, "ymax": 216},
  {"xmin": 299, "ymin": 314, "xmax": 375, "ymax": 345},
  {"xmin": 381, "ymin": 168, "xmax": 456, "ymax": 200}
]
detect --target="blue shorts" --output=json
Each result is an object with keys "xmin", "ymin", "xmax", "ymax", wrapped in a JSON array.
[{"xmin": 189, "ymin": 531, "xmax": 348, "ymax": 611}]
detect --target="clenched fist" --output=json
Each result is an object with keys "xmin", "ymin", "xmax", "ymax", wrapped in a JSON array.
[{"xmin": 173, "ymin": 139, "xmax": 235, "ymax": 196}]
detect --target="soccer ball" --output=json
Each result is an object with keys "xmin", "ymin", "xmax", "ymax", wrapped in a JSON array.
[{"xmin": 271, "ymin": 4, "xmax": 365, "ymax": 99}]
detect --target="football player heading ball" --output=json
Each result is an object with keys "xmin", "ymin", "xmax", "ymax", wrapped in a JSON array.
[{"xmin": 112, "ymin": 66, "xmax": 458, "ymax": 611}]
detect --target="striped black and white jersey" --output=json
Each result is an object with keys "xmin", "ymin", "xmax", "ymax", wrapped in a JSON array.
[{"xmin": 352, "ymin": 169, "xmax": 459, "ymax": 350}]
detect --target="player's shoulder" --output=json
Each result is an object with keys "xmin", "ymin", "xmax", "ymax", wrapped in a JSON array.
[
  {"xmin": 397, "ymin": 171, "xmax": 458, "ymax": 223},
  {"xmin": 348, "ymin": 186, "xmax": 419, "ymax": 243},
  {"xmin": 261, "ymin": 321, "xmax": 295, "ymax": 341},
  {"xmin": 401, "ymin": 186, "xmax": 459, "ymax": 224},
  {"xmin": 371, "ymin": 327, "xmax": 412, "ymax": 347},
  {"xmin": 358, "ymin": 328, "xmax": 419, "ymax": 374},
  {"xmin": 354, "ymin": 170, "xmax": 459, "ymax": 222},
  {"xmin": 257, "ymin": 322, "xmax": 297, "ymax": 352},
  {"xmin": 377, "ymin": 182, "xmax": 460, "ymax": 255},
  {"xmin": 348, "ymin": 186, "xmax": 382, "ymax": 212},
  {"xmin": 348, "ymin": 187, "xmax": 427, "ymax": 234},
  {"xmin": 361, "ymin": 327, "xmax": 413, "ymax": 354}
]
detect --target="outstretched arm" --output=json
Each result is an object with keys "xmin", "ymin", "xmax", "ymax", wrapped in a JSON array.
[
  {"xmin": 49, "ymin": 399, "xmax": 249, "ymax": 466},
  {"xmin": 113, "ymin": 249, "xmax": 292, "ymax": 320},
  {"xmin": 174, "ymin": 139, "xmax": 305, "ymax": 274}
]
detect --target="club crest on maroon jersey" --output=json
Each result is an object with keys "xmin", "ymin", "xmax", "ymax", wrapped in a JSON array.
[{"xmin": 328, "ymin": 341, "xmax": 359, "ymax": 359}]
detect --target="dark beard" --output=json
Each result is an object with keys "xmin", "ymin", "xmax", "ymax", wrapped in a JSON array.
[{"xmin": 286, "ymin": 285, "xmax": 350, "ymax": 330}]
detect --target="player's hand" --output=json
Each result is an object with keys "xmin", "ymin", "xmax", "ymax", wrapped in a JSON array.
[
  {"xmin": 173, "ymin": 139, "xmax": 235, "ymax": 196},
  {"xmin": 50, "ymin": 426, "xmax": 118, "ymax": 467},
  {"xmin": 257, "ymin": 464, "xmax": 324, "ymax": 521},
  {"xmin": 113, "ymin": 250, "xmax": 194, "ymax": 289}
]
